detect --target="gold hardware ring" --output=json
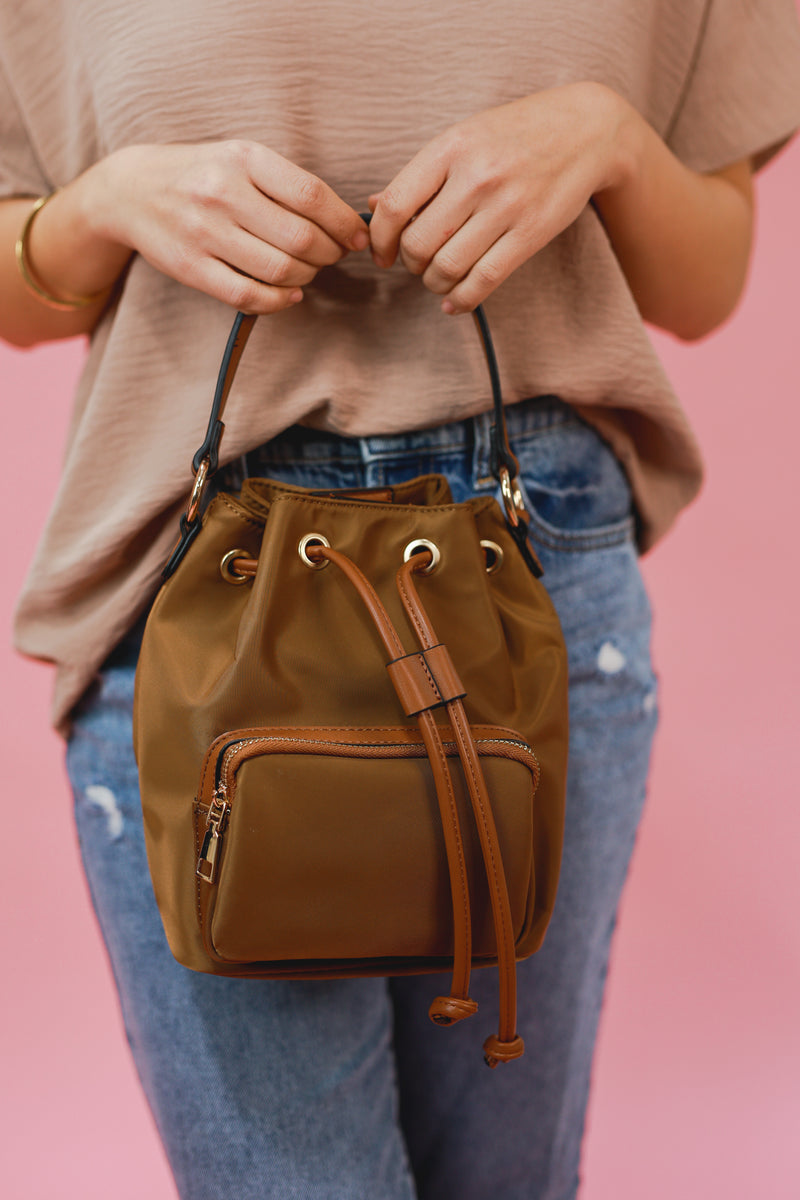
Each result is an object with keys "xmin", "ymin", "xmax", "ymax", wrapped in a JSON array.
[
  {"xmin": 186, "ymin": 458, "xmax": 210, "ymax": 526},
  {"xmin": 498, "ymin": 465, "xmax": 527, "ymax": 528}
]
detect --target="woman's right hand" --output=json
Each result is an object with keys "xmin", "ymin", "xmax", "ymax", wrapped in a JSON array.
[
  {"xmin": 95, "ymin": 140, "xmax": 370, "ymax": 313},
  {"xmin": 1, "ymin": 139, "xmax": 369, "ymax": 347}
]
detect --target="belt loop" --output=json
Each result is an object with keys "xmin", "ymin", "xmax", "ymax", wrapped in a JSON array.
[{"xmin": 472, "ymin": 410, "xmax": 495, "ymax": 489}]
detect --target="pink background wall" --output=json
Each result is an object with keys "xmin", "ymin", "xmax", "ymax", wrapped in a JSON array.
[{"xmin": 2, "ymin": 145, "xmax": 799, "ymax": 1195}]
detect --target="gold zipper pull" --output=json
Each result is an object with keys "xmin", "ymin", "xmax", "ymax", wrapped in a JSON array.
[{"xmin": 196, "ymin": 791, "xmax": 228, "ymax": 883}]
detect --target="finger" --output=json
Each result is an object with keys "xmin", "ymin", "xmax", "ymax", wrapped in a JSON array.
[
  {"xmin": 220, "ymin": 227, "xmax": 320, "ymax": 289},
  {"xmin": 393, "ymin": 185, "xmax": 477, "ymax": 278},
  {"xmin": 369, "ymin": 147, "xmax": 449, "ymax": 267},
  {"xmin": 246, "ymin": 145, "xmax": 369, "ymax": 251},
  {"xmin": 233, "ymin": 190, "xmax": 346, "ymax": 270},
  {"xmin": 189, "ymin": 256, "xmax": 305, "ymax": 315},
  {"xmin": 438, "ymin": 231, "xmax": 525, "ymax": 314},
  {"xmin": 417, "ymin": 207, "xmax": 508, "ymax": 294}
]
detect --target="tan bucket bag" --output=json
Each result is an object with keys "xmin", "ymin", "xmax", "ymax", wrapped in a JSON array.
[{"xmin": 134, "ymin": 298, "xmax": 569, "ymax": 1067}]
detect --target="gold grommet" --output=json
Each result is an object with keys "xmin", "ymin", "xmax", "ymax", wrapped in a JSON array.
[
  {"xmin": 299, "ymin": 532, "xmax": 331, "ymax": 569},
  {"xmin": 220, "ymin": 548, "xmax": 251, "ymax": 585},
  {"xmin": 403, "ymin": 539, "xmax": 440, "ymax": 574},
  {"xmin": 480, "ymin": 540, "xmax": 504, "ymax": 575}
]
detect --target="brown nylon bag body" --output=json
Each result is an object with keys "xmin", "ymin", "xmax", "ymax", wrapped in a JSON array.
[{"xmin": 133, "ymin": 300, "xmax": 569, "ymax": 1064}]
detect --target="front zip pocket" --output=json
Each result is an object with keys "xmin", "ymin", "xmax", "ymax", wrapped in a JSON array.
[{"xmin": 194, "ymin": 725, "xmax": 540, "ymax": 967}]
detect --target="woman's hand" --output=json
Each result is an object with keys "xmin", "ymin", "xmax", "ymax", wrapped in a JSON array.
[
  {"xmin": 368, "ymin": 83, "xmax": 630, "ymax": 315},
  {"xmin": 1, "ymin": 139, "xmax": 370, "ymax": 347},
  {"xmin": 97, "ymin": 140, "xmax": 370, "ymax": 313},
  {"xmin": 368, "ymin": 81, "xmax": 755, "ymax": 340}
]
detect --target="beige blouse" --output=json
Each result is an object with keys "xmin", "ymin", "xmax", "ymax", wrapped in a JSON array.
[{"xmin": 2, "ymin": 0, "xmax": 800, "ymax": 732}]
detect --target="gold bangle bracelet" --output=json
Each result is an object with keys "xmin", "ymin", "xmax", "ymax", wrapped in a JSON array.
[{"xmin": 14, "ymin": 191, "xmax": 111, "ymax": 311}]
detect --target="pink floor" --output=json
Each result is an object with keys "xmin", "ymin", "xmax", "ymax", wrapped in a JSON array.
[{"xmin": 3, "ymin": 146, "xmax": 799, "ymax": 1197}]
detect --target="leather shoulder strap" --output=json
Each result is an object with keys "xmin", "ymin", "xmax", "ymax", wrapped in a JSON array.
[
  {"xmin": 191, "ymin": 257, "xmax": 511, "ymax": 479},
  {"xmin": 165, "ymin": 213, "xmax": 545, "ymax": 580},
  {"xmin": 192, "ymin": 312, "xmax": 257, "ymax": 473}
]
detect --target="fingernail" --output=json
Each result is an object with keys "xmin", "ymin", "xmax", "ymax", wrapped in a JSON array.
[
  {"xmin": 350, "ymin": 230, "xmax": 369, "ymax": 251},
  {"xmin": 373, "ymin": 253, "xmax": 387, "ymax": 269},
  {"xmin": 441, "ymin": 300, "xmax": 456, "ymax": 314},
  {"xmin": 289, "ymin": 289, "xmax": 304, "ymax": 304}
]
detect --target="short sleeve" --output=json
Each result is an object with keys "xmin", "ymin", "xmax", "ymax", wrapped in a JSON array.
[
  {"xmin": 667, "ymin": 0, "xmax": 800, "ymax": 174},
  {"xmin": 0, "ymin": 56, "xmax": 50, "ymax": 198}
]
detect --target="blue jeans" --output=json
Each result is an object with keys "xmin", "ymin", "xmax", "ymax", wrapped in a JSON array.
[{"xmin": 67, "ymin": 398, "xmax": 657, "ymax": 1200}]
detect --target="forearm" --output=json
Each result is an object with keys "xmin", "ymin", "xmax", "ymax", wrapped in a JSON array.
[
  {"xmin": 593, "ymin": 86, "xmax": 754, "ymax": 341},
  {"xmin": 0, "ymin": 159, "xmax": 133, "ymax": 348}
]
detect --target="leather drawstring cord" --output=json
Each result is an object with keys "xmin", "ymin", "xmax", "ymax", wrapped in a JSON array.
[
  {"xmin": 308, "ymin": 544, "xmax": 479, "ymax": 1030},
  {"xmin": 395, "ymin": 552, "xmax": 525, "ymax": 1067},
  {"xmin": 224, "ymin": 543, "xmax": 523, "ymax": 1063}
]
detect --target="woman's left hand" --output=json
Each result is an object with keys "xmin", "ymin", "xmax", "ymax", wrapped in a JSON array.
[{"xmin": 368, "ymin": 82, "xmax": 632, "ymax": 313}]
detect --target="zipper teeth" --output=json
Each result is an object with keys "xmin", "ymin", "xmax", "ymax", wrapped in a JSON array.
[{"xmin": 217, "ymin": 735, "xmax": 539, "ymax": 794}]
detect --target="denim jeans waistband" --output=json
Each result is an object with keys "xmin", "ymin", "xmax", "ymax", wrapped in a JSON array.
[{"xmin": 226, "ymin": 394, "xmax": 574, "ymax": 488}]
